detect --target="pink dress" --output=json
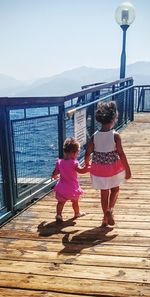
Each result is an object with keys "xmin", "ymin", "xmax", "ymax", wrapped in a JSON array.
[
  {"xmin": 54, "ymin": 158, "xmax": 84, "ymax": 202},
  {"xmin": 90, "ymin": 129, "xmax": 125, "ymax": 189}
]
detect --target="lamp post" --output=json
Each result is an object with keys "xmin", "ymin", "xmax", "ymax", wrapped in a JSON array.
[{"xmin": 115, "ymin": 2, "xmax": 136, "ymax": 79}]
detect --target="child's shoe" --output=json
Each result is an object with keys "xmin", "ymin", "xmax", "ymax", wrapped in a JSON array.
[
  {"xmin": 74, "ymin": 212, "xmax": 86, "ymax": 219},
  {"xmin": 106, "ymin": 210, "xmax": 115, "ymax": 225},
  {"xmin": 55, "ymin": 215, "xmax": 63, "ymax": 222}
]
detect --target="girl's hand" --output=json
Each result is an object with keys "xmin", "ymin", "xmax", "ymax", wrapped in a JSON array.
[
  {"xmin": 125, "ymin": 169, "xmax": 131, "ymax": 180},
  {"xmin": 76, "ymin": 164, "xmax": 91, "ymax": 174},
  {"xmin": 85, "ymin": 161, "xmax": 91, "ymax": 167},
  {"xmin": 85, "ymin": 164, "xmax": 91, "ymax": 171},
  {"xmin": 51, "ymin": 167, "xmax": 60, "ymax": 180},
  {"xmin": 52, "ymin": 174, "xmax": 59, "ymax": 179}
]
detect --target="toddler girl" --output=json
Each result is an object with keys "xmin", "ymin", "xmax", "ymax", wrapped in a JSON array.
[{"xmin": 52, "ymin": 137, "xmax": 89, "ymax": 222}]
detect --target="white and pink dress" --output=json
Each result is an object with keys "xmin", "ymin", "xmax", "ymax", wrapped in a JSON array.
[{"xmin": 90, "ymin": 129, "xmax": 125, "ymax": 189}]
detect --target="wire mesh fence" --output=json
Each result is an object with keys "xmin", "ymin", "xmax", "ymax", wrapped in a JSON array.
[{"xmin": 0, "ymin": 77, "xmax": 136, "ymax": 224}]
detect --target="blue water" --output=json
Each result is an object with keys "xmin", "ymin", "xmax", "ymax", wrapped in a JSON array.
[
  {"xmin": 0, "ymin": 110, "xmax": 75, "ymax": 208},
  {"xmin": 13, "ymin": 117, "xmax": 59, "ymax": 179},
  {"xmin": 11, "ymin": 108, "xmax": 74, "ymax": 181}
]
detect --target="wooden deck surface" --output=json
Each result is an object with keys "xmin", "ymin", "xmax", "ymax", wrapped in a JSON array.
[{"xmin": 0, "ymin": 113, "xmax": 150, "ymax": 297}]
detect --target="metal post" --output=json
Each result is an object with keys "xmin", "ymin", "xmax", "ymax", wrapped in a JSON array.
[
  {"xmin": 0, "ymin": 107, "xmax": 15, "ymax": 213},
  {"xmin": 141, "ymin": 88, "xmax": 145, "ymax": 111},
  {"xmin": 112, "ymin": 84, "xmax": 115, "ymax": 101},
  {"xmin": 90, "ymin": 93, "xmax": 95, "ymax": 136},
  {"xmin": 130, "ymin": 83, "xmax": 134, "ymax": 121},
  {"xmin": 58, "ymin": 104, "xmax": 66, "ymax": 158},
  {"xmin": 120, "ymin": 25, "xmax": 129, "ymax": 79}
]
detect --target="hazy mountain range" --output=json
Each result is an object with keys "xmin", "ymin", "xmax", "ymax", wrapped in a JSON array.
[{"xmin": 0, "ymin": 61, "xmax": 150, "ymax": 97}]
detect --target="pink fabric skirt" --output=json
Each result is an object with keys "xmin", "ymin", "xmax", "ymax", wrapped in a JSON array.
[
  {"xmin": 56, "ymin": 192, "xmax": 80, "ymax": 202},
  {"xmin": 90, "ymin": 159, "xmax": 125, "ymax": 189},
  {"xmin": 90, "ymin": 159, "xmax": 125, "ymax": 177}
]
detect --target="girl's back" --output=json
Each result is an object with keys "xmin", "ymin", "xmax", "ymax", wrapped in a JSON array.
[
  {"xmin": 54, "ymin": 158, "xmax": 83, "ymax": 198},
  {"xmin": 56, "ymin": 158, "xmax": 78, "ymax": 183},
  {"xmin": 93, "ymin": 129, "xmax": 116, "ymax": 153}
]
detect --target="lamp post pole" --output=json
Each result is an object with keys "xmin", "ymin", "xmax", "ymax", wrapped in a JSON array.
[
  {"xmin": 120, "ymin": 24, "xmax": 129, "ymax": 79},
  {"xmin": 115, "ymin": 2, "xmax": 136, "ymax": 79}
]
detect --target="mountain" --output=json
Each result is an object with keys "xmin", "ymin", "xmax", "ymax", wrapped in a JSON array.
[
  {"xmin": 15, "ymin": 77, "xmax": 82, "ymax": 97},
  {"xmin": 0, "ymin": 74, "xmax": 31, "ymax": 96},
  {"xmin": 0, "ymin": 61, "xmax": 150, "ymax": 97},
  {"xmin": 14, "ymin": 66, "xmax": 118, "ymax": 97},
  {"xmin": 126, "ymin": 61, "xmax": 150, "ymax": 85},
  {"xmin": 127, "ymin": 61, "xmax": 150, "ymax": 76}
]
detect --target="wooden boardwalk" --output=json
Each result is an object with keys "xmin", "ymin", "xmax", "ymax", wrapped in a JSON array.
[{"xmin": 0, "ymin": 113, "xmax": 150, "ymax": 297}]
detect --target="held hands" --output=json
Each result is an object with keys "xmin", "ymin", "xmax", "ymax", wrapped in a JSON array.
[
  {"xmin": 78, "ymin": 164, "xmax": 91, "ymax": 174},
  {"xmin": 87, "ymin": 165, "xmax": 91, "ymax": 171},
  {"xmin": 84, "ymin": 163, "xmax": 91, "ymax": 172}
]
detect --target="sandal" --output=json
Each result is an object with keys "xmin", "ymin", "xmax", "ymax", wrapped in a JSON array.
[
  {"xmin": 55, "ymin": 215, "xmax": 63, "ymax": 222},
  {"xmin": 74, "ymin": 212, "xmax": 86, "ymax": 218}
]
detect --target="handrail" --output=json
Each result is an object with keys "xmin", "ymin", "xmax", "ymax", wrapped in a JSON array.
[
  {"xmin": 67, "ymin": 84, "xmax": 134, "ymax": 116},
  {"xmin": 0, "ymin": 77, "xmax": 133, "ymax": 107},
  {"xmin": 64, "ymin": 77, "xmax": 133, "ymax": 101}
]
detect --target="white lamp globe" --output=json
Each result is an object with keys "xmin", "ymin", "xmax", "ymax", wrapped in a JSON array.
[{"xmin": 115, "ymin": 2, "xmax": 136, "ymax": 26}]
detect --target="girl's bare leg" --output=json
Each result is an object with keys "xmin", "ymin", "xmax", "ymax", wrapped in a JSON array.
[
  {"xmin": 109, "ymin": 186, "xmax": 119, "ymax": 209},
  {"xmin": 101, "ymin": 189, "xmax": 109, "ymax": 214},
  {"xmin": 72, "ymin": 200, "xmax": 85, "ymax": 218},
  {"xmin": 56, "ymin": 201, "xmax": 65, "ymax": 221},
  {"xmin": 106, "ymin": 186, "xmax": 119, "ymax": 225},
  {"xmin": 101, "ymin": 189, "xmax": 109, "ymax": 225},
  {"xmin": 72, "ymin": 200, "xmax": 79, "ymax": 216}
]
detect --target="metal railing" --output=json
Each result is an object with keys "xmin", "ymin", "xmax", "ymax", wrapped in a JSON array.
[
  {"xmin": 134, "ymin": 85, "xmax": 150, "ymax": 112},
  {"xmin": 0, "ymin": 77, "xmax": 134, "ymax": 225}
]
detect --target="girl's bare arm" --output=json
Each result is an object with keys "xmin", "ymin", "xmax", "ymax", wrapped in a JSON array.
[
  {"xmin": 114, "ymin": 132, "xmax": 131, "ymax": 179},
  {"xmin": 51, "ymin": 167, "xmax": 59, "ymax": 179},
  {"xmin": 84, "ymin": 136, "xmax": 94, "ymax": 166},
  {"xmin": 76, "ymin": 165, "xmax": 91, "ymax": 174}
]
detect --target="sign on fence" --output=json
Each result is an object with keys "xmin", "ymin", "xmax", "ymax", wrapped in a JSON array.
[{"xmin": 74, "ymin": 108, "xmax": 86, "ymax": 146}]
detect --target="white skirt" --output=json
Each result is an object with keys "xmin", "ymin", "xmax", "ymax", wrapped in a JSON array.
[{"xmin": 91, "ymin": 170, "xmax": 126, "ymax": 190}]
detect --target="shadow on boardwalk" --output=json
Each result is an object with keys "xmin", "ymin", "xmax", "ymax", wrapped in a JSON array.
[{"xmin": 37, "ymin": 219, "xmax": 117, "ymax": 255}]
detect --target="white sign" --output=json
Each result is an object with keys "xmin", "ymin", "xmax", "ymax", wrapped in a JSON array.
[{"xmin": 74, "ymin": 108, "xmax": 86, "ymax": 146}]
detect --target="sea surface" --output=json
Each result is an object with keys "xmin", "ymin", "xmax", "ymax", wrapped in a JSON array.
[{"xmin": 0, "ymin": 107, "xmax": 75, "ymax": 208}]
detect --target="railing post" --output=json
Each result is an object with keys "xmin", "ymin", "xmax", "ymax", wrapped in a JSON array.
[
  {"xmin": 142, "ymin": 88, "xmax": 145, "ymax": 111},
  {"xmin": 124, "ymin": 88, "xmax": 128, "ymax": 124},
  {"xmin": 91, "ymin": 92, "xmax": 96, "ymax": 135},
  {"xmin": 112, "ymin": 84, "xmax": 115, "ymax": 101},
  {"xmin": 0, "ymin": 107, "xmax": 15, "ymax": 212},
  {"xmin": 137, "ymin": 87, "xmax": 142, "ymax": 112},
  {"xmin": 130, "ymin": 82, "xmax": 134, "ymax": 121},
  {"xmin": 58, "ymin": 104, "xmax": 66, "ymax": 158}
]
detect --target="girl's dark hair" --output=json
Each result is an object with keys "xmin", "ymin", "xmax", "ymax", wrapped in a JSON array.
[
  {"xmin": 63, "ymin": 137, "xmax": 80, "ymax": 153},
  {"xmin": 96, "ymin": 101, "xmax": 117, "ymax": 124}
]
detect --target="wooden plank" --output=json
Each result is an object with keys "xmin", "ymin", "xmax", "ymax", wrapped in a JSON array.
[
  {"xmin": 0, "ymin": 250, "xmax": 149, "ymax": 269},
  {"xmin": 1, "ymin": 225, "xmax": 150, "ymax": 239},
  {"xmin": 0, "ymin": 232, "xmax": 150, "ymax": 249},
  {"xmin": 0, "ymin": 238, "xmax": 150, "ymax": 257},
  {"xmin": 6, "ymin": 217, "xmax": 150, "ymax": 229},
  {"xmin": 0, "ymin": 259, "xmax": 150, "ymax": 283},
  {"xmin": 0, "ymin": 288, "xmax": 89, "ymax": 297},
  {"xmin": 0, "ymin": 272, "xmax": 150, "ymax": 297}
]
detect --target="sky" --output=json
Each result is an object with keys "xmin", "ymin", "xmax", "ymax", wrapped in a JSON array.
[{"xmin": 0, "ymin": 0, "xmax": 150, "ymax": 80}]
